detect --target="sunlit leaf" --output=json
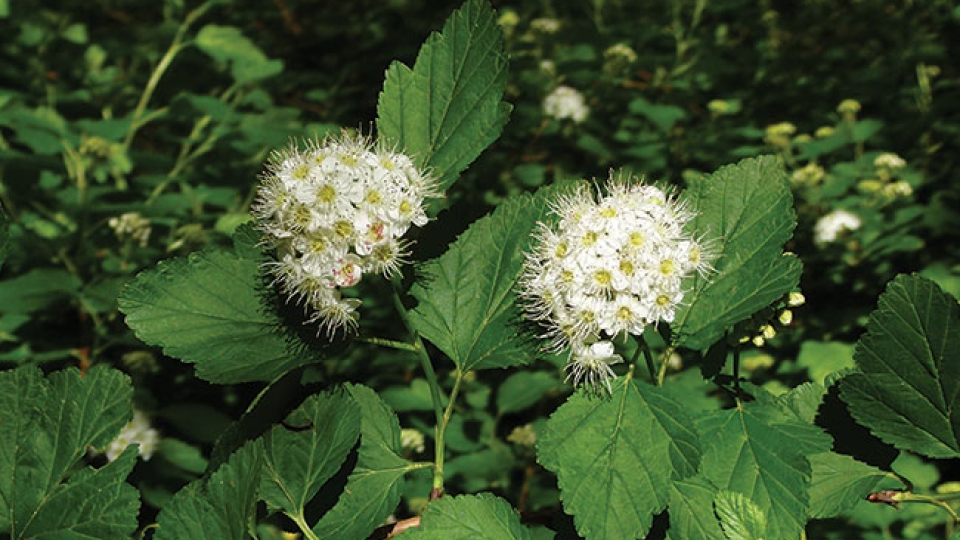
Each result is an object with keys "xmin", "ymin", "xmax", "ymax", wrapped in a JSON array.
[{"xmin": 398, "ymin": 493, "xmax": 531, "ymax": 540}]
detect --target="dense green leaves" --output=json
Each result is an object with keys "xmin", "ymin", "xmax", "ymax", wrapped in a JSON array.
[
  {"xmin": 0, "ymin": 365, "xmax": 137, "ymax": 538},
  {"xmin": 119, "ymin": 245, "xmax": 319, "ymax": 384},
  {"xmin": 672, "ymin": 156, "xmax": 802, "ymax": 351},
  {"xmin": 697, "ymin": 400, "xmax": 831, "ymax": 539},
  {"xmin": 377, "ymin": 0, "xmax": 511, "ymax": 192},
  {"xmin": 155, "ymin": 441, "xmax": 263, "ymax": 540},
  {"xmin": 841, "ymin": 274, "xmax": 960, "ymax": 458},
  {"xmin": 409, "ymin": 186, "xmax": 560, "ymax": 371},
  {"xmin": 259, "ymin": 390, "xmax": 361, "ymax": 520},
  {"xmin": 538, "ymin": 376, "xmax": 701, "ymax": 539},
  {"xmin": 398, "ymin": 493, "xmax": 531, "ymax": 540},
  {"xmin": 312, "ymin": 384, "xmax": 409, "ymax": 540}
]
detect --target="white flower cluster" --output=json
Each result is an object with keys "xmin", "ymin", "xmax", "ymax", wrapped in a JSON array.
[
  {"xmin": 252, "ymin": 133, "xmax": 436, "ymax": 335},
  {"xmin": 108, "ymin": 212, "xmax": 151, "ymax": 247},
  {"xmin": 543, "ymin": 86, "xmax": 589, "ymax": 124},
  {"xmin": 103, "ymin": 410, "xmax": 160, "ymax": 462},
  {"xmin": 813, "ymin": 209, "xmax": 861, "ymax": 246},
  {"xmin": 874, "ymin": 152, "xmax": 906, "ymax": 170},
  {"xmin": 520, "ymin": 173, "xmax": 713, "ymax": 392}
]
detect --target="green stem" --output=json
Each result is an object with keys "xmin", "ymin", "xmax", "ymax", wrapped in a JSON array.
[
  {"xmin": 897, "ymin": 491, "xmax": 960, "ymax": 523},
  {"xmin": 635, "ymin": 334, "xmax": 657, "ymax": 385},
  {"xmin": 732, "ymin": 346, "xmax": 742, "ymax": 393},
  {"xmin": 356, "ymin": 336, "xmax": 417, "ymax": 352},
  {"xmin": 433, "ymin": 370, "xmax": 466, "ymax": 493},
  {"xmin": 290, "ymin": 512, "xmax": 320, "ymax": 540},
  {"xmin": 122, "ymin": 1, "xmax": 216, "ymax": 150},
  {"xmin": 656, "ymin": 346, "xmax": 674, "ymax": 387},
  {"xmin": 389, "ymin": 274, "xmax": 447, "ymax": 494}
]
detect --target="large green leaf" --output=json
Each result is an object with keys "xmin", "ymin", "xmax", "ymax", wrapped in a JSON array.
[
  {"xmin": 840, "ymin": 274, "xmax": 960, "ymax": 458},
  {"xmin": 259, "ymin": 390, "xmax": 361, "ymax": 520},
  {"xmin": 807, "ymin": 452, "xmax": 894, "ymax": 519},
  {"xmin": 312, "ymin": 384, "xmax": 409, "ymax": 540},
  {"xmin": 538, "ymin": 376, "xmax": 701, "ymax": 539},
  {"xmin": 672, "ymin": 156, "xmax": 802, "ymax": 351},
  {"xmin": 155, "ymin": 440, "xmax": 263, "ymax": 540},
  {"xmin": 409, "ymin": 186, "xmax": 560, "ymax": 371},
  {"xmin": 697, "ymin": 401, "xmax": 831, "ymax": 539},
  {"xmin": 398, "ymin": 493, "xmax": 531, "ymax": 540},
  {"xmin": 377, "ymin": 0, "xmax": 511, "ymax": 192},
  {"xmin": 119, "ymin": 245, "xmax": 319, "ymax": 384},
  {"xmin": 0, "ymin": 365, "xmax": 136, "ymax": 538}
]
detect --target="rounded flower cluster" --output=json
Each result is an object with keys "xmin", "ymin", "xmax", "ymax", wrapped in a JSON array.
[
  {"xmin": 102, "ymin": 410, "xmax": 160, "ymax": 462},
  {"xmin": 813, "ymin": 208, "xmax": 861, "ymax": 246},
  {"xmin": 543, "ymin": 86, "xmax": 589, "ymax": 124},
  {"xmin": 520, "ymin": 173, "xmax": 714, "ymax": 392},
  {"xmin": 252, "ymin": 133, "xmax": 437, "ymax": 335}
]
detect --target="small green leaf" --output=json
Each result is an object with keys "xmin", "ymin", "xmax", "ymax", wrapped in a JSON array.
[
  {"xmin": 377, "ymin": 0, "xmax": 511, "ymax": 192},
  {"xmin": 312, "ymin": 384, "xmax": 409, "ymax": 540},
  {"xmin": 672, "ymin": 156, "xmax": 802, "ymax": 351},
  {"xmin": 398, "ymin": 493, "xmax": 531, "ymax": 540},
  {"xmin": 496, "ymin": 371, "xmax": 558, "ymax": 414},
  {"xmin": 841, "ymin": 274, "xmax": 960, "ymax": 458},
  {"xmin": 807, "ymin": 452, "xmax": 893, "ymax": 519},
  {"xmin": 155, "ymin": 441, "xmax": 263, "ymax": 540},
  {"xmin": 259, "ymin": 390, "xmax": 361, "ymax": 518},
  {"xmin": 697, "ymin": 401, "xmax": 831, "ymax": 539},
  {"xmin": 797, "ymin": 341, "xmax": 855, "ymax": 386},
  {"xmin": 0, "ymin": 268, "xmax": 82, "ymax": 314},
  {"xmin": 119, "ymin": 247, "xmax": 320, "ymax": 384},
  {"xmin": 668, "ymin": 476, "xmax": 725, "ymax": 540},
  {"xmin": 195, "ymin": 25, "xmax": 283, "ymax": 83},
  {"xmin": 409, "ymin": 185, "xmax": 562, "ymax": 371},
  {"xmin": 714, "ymin": 490, "xmax": 766, "ymax": 540},
  {"xmin": 538, "ymin": 376, "xmax": 701, "ymax": 539},
  {"xmin": 0, "ymin": 208, "xmax": 8, "ymax": 272},
  {"xmin": 775, "ymin": 382, "xmax": 827, "ymax": 424}
]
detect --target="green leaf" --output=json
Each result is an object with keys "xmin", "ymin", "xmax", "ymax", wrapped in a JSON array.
[
  {"xmin": 807, "ymin": 452, "xmax": 893, "ymax": 519},
  {"xmin": 714, "ymin": 490, "xmax": 766, "ymax": 540},
  {"xmin": 119, "ymin": 247, "xmax": 320, "ymax": 384},
  {"xmin": 312, "ymin": 384, "xmax": 409, "ymax": 540},
  {"xmin": 398, "ymin": 493, "xmax": 531, "ymax": 540},
  {"xmin": 155, "ymin": 441, "xmax": 263, "ymax": 540},
  {"xmin": 840, "ymin": 274, "xmax": 960, "ymax": 458},
  {"xmin": 195, "ymin": 25, "xmax": 283, "ymax": 83},
  {"xmin": 797, "ymin": 341, "xmax": 855, "ymax": 386},
  {"xmin": 667, "ymin": 477, "xmax": 725, "ymax": 540},
  {"xmin": 19, "ymin": 448, "xmax": 140, "ymax": 540},
  {"xmin": 409, "ymin": 185, "xmax": 561, "ymax": 371},
  {"xmin": 259, "ymin": 390, "xmax": 361, "ymax": 519},
  {"xmin": 538, "ymin": 376, "xmax": 701, "ymax": 539},
  {"xmin": 0, "ymin": 268, "xmax": 82, "ymax": 314},
  {"xmin": 0, "ymin": 365, "xmax": 136, "ymax": 537},
  {"xmin": 496, "ymin": 371, "xmax": 559, "ymax": 414},
  {"xmin": 0, "ymin": 208, "xmax": 8, "ymax": 272},
  {"xmin": 672, "ymin": 156, "xmax": 802, "ymax": 351},
  {"xmin": 697, "ymin": 401, "xmax": 831, "ymax": 539},
  {"xmin": 775, "ymin": 382, "xmax": 827, "ymax": 424},
  {"xmin": 377, "ymin": 0, "xmax": 511, "ymax": 192}
]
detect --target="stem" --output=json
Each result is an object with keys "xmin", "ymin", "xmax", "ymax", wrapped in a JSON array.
[
  {"xmin": 356, "ymin": 336, "xmax": 417, "ymax": 352},
  {"xmin": 122, "ymin": 1, "xmax": 216, "ymax": 150},
  {"xmin": 290, "ymin": 512, "xmax": 320, "ymax": 540},
  {"xmin": 897, "ymin": 491, "xmax": 960, "ymax": 523},
  {"xmin": 635, "ymin": 334, "xmax": 657, "ymax": 385},
  {"xmin": 433, "ymin": 370, "xmax": 466, "ymax": 493},
  {"xmin": 388, "ymin": 274, "xmax": 447, "ymax": 494},
  {"xmin": 732, "ymin": 346, "xmax": 742, "ymax": 393},
  {"xmin": 656, "ymin": 346, "xmax": 674, "ymax": 387}
]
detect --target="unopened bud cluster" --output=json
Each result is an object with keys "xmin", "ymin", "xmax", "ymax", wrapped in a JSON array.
[
  {"xmin": 252, "ymin": 133, "xmax": 436, "ymax": 335},
  {"xmin": 520, "ymin": 172, "xmax": 713, "ymax": 392}
]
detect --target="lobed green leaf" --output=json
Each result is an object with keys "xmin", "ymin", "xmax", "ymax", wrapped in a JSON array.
[
  {"xmin": 714, "ymin": 490, "xmax": 766, "ymax": 540},
  {"xmin": 807, "ymin": 451, "xmax": 894, "ymax": 519},
  {"xmin": 398, "ymin": 493, "xmax": 531, "ymax": 540},
  {"xmin": 538, "ymin": 376, "xmax": 701, "ymax": 539},
  {"xmin": 672, "ymin": 156, "xmax": 802, "ymax": 351},
  {"xmin": 377, "ymin": 0, "xmax": 511, "ymax": 192},
  {"xmin": 840, "ymin": 274, "xmax": 960, "ymax": 458}
]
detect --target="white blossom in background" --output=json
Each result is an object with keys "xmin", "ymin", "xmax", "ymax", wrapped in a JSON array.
[
  {"xmin": 252, "ymin": 132, "xmax": 437, "ymax": 336},
  {"xmin": 520, "ymin": 172, "xmax": 714, "ymax": 393},
  {"xmin": 530, "ymin": 17, "xmax": 560, "ymax": 34},
  {"xmin": 400, "ymin": 428, "xmax": 426, "ymax": 454},
  {"xmin": 813, "ymin": 209, "xmax": 862, "ymax": 246},
  {"xmin": 108, "ymin": 212, "xmax": 151, "ymax": 247},
  {"xmin": 874, "ymin": 152, "xmax": 906, "ymax": 170},
  {"xmin": 103, "ymin": 410, "xmax": 160, "ymax": 462},
  {"xmin": 543, "ymin": 86, "xmax": 589, "ymax": 124}
]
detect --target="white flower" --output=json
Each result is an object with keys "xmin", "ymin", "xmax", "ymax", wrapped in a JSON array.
[
  {"xmin": 520, "ymin": 172, "xmax": 714, "ymax": 393},
  {"xmin": 530, "ymin": 17, "xmax": 560, "ymax": 34},
  {"xmin": 874, "ymin": 152, "xmax": 906, "ymax": 170},
  {"xmin": 543, "ymin": 86, "xmax": 589, "ymax": 124},
  {"xmin": 102, "ymin": 410, "xmax": 160, "ymax": 462},
  {"xmin": 400, "ymin": 428, "xmax": 426, "ymax": 454},
  {"xmin": 252, "ymin": 132, "xmax": 437, "ymax": 336},
  {"xmin": 813, "ymin": 209, "xmax": 861, "ymax": 246},
  {"xmin": 108, "ymin": 212, "xmax": 151, "ymax": 247}
]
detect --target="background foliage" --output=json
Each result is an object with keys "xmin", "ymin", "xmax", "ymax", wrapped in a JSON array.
[{"xmin": 1, "ymin": 0, "xmax": 959, "ymax": 538}]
